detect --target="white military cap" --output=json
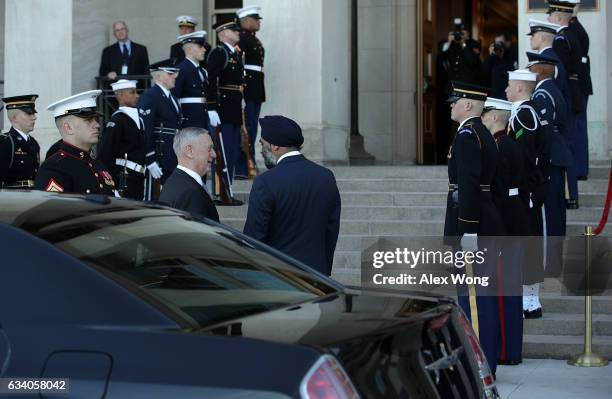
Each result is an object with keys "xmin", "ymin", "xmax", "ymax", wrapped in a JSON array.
[
  {"xmin": 484, "ymin": 98, "xmax": 513, "ymax": 112},
  {"xmin": 528, "ymin": 19, "xmax": 561, "ymax": 35},
  {"xmin": 236, "ymin": 5, "xmax": 262, "ymax": 19},
  {"xmin": 508, "ymin": 69, "xmax": 537, "ymax": 82},
  {"xmin": 110, "ymin": 79, "xmax": 137, "ymax": 92},
  {"xmin": 47, "ymin": 90, "xmax": 102, "ymax": 119},
  {"xmin": 176, "ymin": 15, "xmax": 198, "ymax": 27},
  {"xmin": 177, "ymin": 30, "xmax": 207, "ymax": 44}
]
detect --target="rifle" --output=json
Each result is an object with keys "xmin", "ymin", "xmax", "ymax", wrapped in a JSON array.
[
  {"xmin": 118, "ymin": 152, "xmax": 129, "ymax": 197},
  {"xmin": 211, "ymin": 126, "xmax": 234, "ymax": 205},
  {"xmin": 241, "ymin": 110, "xmax": 258, "ymax": 179},
  {"xmin": 145, "ymin": 122, "xmax": 165, "ymax": 201}
]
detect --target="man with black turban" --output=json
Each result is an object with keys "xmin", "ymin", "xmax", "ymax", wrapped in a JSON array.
[{"xmin": 243, "ymin": 115, "xmax": 341, "ymax": 276}]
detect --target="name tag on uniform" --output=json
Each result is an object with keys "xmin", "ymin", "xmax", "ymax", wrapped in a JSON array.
[{"xmin": 121, "ymin": 64, "xmax": 128, "ymax": 74}]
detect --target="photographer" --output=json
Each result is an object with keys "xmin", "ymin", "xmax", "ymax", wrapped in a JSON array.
[
  {"xmin": 440, "ymin": 19, "xmax": 483, "ymax": 87},
  {"xmin": 483, "ymin": 33, "xmax": 517, "ymax": 99}
]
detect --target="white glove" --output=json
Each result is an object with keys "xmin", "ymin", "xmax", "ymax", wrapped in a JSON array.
[
  {"xmin": 208, "ymin": 111, "xmax": 221, "ymax": 127},
  {"xmin": 147, "ymin": 162, "xmax": 163, "ymax": 179},
  {"xmin": 460, "ymin": 233, "xmax": 478, "ymax": 252}
]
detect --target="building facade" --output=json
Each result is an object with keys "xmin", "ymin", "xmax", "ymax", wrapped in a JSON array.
[{"xmin": 1, "ymin": 0, "xmax": 610, "ymax": 165}]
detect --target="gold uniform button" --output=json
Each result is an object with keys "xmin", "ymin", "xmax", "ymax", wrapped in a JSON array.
[
  {"xmin": 94, "ymin": 173, "xmax": 99, "ymax": 177},
  {"xmin": 86, "ymin": 189, "xmax": 91, "ymax": 194},
  {"xmin": 99, "ymin": 184, "xmax": 103, "ymax": 189}
]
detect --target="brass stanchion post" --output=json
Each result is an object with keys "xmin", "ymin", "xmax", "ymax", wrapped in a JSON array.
[{"xmin": 568, "ymin": 225, "xmax": 609, "ymax": 367}]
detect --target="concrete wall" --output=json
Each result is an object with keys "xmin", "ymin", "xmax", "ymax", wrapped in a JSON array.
[
  {"xmin": 358, "ymin": 0, "xmax": 417, "ymax": 164},
  {"xmin": 4, "ymin": 0, "xmax": 73, "ymax": 153},
  {"xmin": 72, "ymin": 0, "xmax": 204, "ymax": 93},
  {"xmin": 518, "ymin": 0, "xmax": 610, "ymax": 161}
]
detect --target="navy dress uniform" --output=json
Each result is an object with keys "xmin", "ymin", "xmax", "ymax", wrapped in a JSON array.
[
  {"xmin": 568, "ymin": 11, "xmax": 592, "ymax": 180},
  {"xmin": 97, "ymin": 80, "xmax": 147, "ymax": 200},
  {"xmin": 527, "ymin": 52, "xmax": 573, "ymax": 281},
  {"xmin": 243, "ymin": 116, "xmax": 341, "ymax": 276},
  {"xmin": 169, "ymin": 16, "xmax": 211, "ymax": 67},
  {"xmin": 34, "ymin": 90, "xmax": 117, "ymax": 196},
  {"xmin": 138, "ymin": 59, "xmax": 182, "ymax": 184},
  {"xmin": 0, "ymin": 95, "xmax": 40, "ymax": 189},
  {"xmin": 527, "ymin": 20, "xmax": 569, "ymax": 100},
  {"xmin": 550, "ymin": 1, "xmax": 587, "ymax": 207},
  {"xmin": 207, "ymin": 21, "xmax": 245, "ymax": 185},
  {"xmin": 172, "ymin": 31, "xmax": 210, "ymax": 129},
  {"xmin": 484, "ymin": 98, "xmax": 528, "ymax": 365},
  {"xmin": 444, "ymin": 82, "xmax": 504, "ymax": 373},
  {"xmin": 235, "ymin": 5, "xmax": 266, "ymax": 176}
]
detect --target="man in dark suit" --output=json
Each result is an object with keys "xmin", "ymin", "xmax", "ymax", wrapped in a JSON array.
[
  {"xmin": 243, "ymin": 116, "xmax": 341, "ymax": 276},
  {"xmin": 99, "ymin": 21, "xmax": 150, "ymax": 80},
  {"xmin": 159, "ymin": 127, "xmax": 219, "ymax": 222},
  {"xmin": 137, "ymin": 59, "xmax": 182, "ymax": 191}
]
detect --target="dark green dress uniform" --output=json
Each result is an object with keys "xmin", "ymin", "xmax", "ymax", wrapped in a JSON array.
[
  {"xmin": 34, "ymin": 141, "xmax": 116, "ymax": 195},
  {"xmin": 0, "ymin": 95, "xmax": 40, "ymax": 189},
  {"xmin": 444, "ymin": 82, "xmax": 504, "ymax": 374}
]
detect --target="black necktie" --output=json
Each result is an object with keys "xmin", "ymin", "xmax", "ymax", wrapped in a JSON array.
[{"xmin": 121, "ymin": 43, "xmax": 129, "ymax": 59}]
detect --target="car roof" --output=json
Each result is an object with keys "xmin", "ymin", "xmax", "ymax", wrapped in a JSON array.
[{"xmin": 0, "ymin": 190, "xmax": 188, "ymax": 231}]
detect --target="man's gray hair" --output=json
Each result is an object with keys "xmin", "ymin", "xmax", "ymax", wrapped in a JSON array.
[{"xmin": 173, "ymin": 127, "xmax": 209, "ymax": 155}]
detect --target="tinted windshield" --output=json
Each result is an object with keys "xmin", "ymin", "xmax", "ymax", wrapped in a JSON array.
[{"xmin": 33, "ymin": 209, "xmax": 338, "ymax": 327}]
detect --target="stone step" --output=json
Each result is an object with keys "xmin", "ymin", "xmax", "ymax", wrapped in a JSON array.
[
  {"xmin": 540, "ymin": 295, "xmax": 612, "ymax": 314},
  {"xmin": 328, "ymin": 166, "xmax": 448, "ymax": 179},
  {"xmin": 522, "ymin": 334, "xmax": 612, "ymax": 359},
  {"xmin": 230, "ymin": 177, "xmax": 609, "ymax": 194},
  {"xmin": 524, "ymin": 313, "xmax": 612, "ymax": 336},
  {"xmin": 219, "ymin": 204, "xmax": 610, "ymax": 225}
]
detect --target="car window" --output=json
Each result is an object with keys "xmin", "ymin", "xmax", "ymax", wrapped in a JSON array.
[{"xmin": 35, "ymin": 212, "xmax": 338, "ymax": 328}]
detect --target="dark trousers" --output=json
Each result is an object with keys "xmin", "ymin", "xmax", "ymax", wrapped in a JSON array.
[
  {"xmin": 498, "ymin": 243, "xmax": 524, "ymax": 362},
  {"xmin": 235, "ymin": 100, "xmax": 261, "ymax": 176},
  {"xmin": 544, "ymin": 166, "xmax": 567, "ymax": 277},
  {"xmin": 458, "ymin": 295, "xmax": 500, "ymax": 374},
  {"xmin": 574, "ymin": 97, "xmax": 589, "ymax": 177}
]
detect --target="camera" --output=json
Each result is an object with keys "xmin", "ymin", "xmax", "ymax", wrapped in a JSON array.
[
  {"xmin": 493, "ymin": 42, "xmax": 504, "ymax": 55},
  {"xmin": 453, "ymin": 18, "xmax": 464, "ymax": 42}
]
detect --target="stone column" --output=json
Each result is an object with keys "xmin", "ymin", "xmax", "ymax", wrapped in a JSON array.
[
  {"xmin": 245, "ymin": 0, "xmax": 350, "ymax": 164},
  {"xmin": 4, "ymin": 0, "xmax": 73, "ymax": 155}
]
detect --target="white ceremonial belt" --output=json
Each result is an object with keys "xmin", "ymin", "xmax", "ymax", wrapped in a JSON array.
[
  {"xmin": 116, "ymin": 158, "xmax": 146, "ymax": 175},
  {"xmin": 179, "ymin": 97, "xmax": 206, "ymax": 104},
  {"xmin": 509, "ymin": 188, "xmax": 519, "ymax": 197},
  {"xmin": 244, "ymin": 65, "xmax": 263, "ymax": 72}
]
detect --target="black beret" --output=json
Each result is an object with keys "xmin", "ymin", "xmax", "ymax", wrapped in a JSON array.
[{"xmin": 259, "ymin": 116, "xmax": 304, "ymax": 147}]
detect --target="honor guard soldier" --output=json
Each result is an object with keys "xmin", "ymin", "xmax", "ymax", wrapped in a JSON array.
[
  {"xmin": 527, "ymin": 52, "xmax": 572, "ymax": 282},
  {"xmin": 444, "ymin": 81, "xmax": 504, "ymax": 374},
  {"xmin": 482, "ymin": 98, "xmax": 529, "ymax": 366},
  {"xmin": 548, "ymin": 0, "xmax": 586, "ymax": 208},
  {"xmin": 97, "ymin": 80, "xmax": 146, "ymax": 199},
  {"xmin": 235, "ymin": 5, "xmax": 265, "ymax": 177},
  {"xmin": 505, "ymin": 69, "xmax": 547, "ymax": 319},
  {"xmin": 172, "ymin": 30, "xmax": 211, "ymax": 129},
  {"xmin": 170, "ymin": 16, "xmax": 211, "ymax": 67},
  {"xmin": 528, "ymin": 19, "xmax": 568, "ymax": 98},
  {"xmin": 34, "ymin": 90, "xmax": 117, "ymax": 196},
  {"xmin": 568, "ymin": 0, "xmax": 592, "ymax": 181},
  {"xmin": 138, "ymin": 59, "xmax": 182, "ymax": 191},
  {"xmin": 0, "ymin": 95, "xmax": 40, "ymax": 189},
  {"xmin": 206, "ymin": 20, "xmax": 244, "ymax": 202}
]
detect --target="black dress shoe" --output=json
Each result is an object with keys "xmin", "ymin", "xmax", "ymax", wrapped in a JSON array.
[
  {"xmin": 524, "ymin": 308, "xmax": 542, "ymax": 319},
  {"xmin": 578, "ymin": 176, "xmax": 588, "ymax": 181},
  {"xmin": 566, "ymin": 200, "xmax": 579, "ymax": 210},
  {"xmin": 498, "ymin": 359, "xmax": 522, "ymax": 366}
]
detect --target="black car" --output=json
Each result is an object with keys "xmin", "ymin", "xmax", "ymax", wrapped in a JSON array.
[{"xmin": 0, "ymin": 191, "xmax": 499, "ymax": 398}]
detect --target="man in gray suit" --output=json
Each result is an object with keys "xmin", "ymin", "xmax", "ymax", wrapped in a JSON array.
[{"xmin": 159, "ymin": 127, "xmax": 219, "ymax": 222}]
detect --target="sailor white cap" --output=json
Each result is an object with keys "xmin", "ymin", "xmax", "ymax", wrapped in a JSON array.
[
  {"xmin": 508, "ymin": 69, "xmax": 537, "ymax": 82},
  {"xmin": 176, "ymin": 15, "xmax": 198, "ymax": 27},
  {"xmin": 110, "ymin": 79, "xmax": 137, "ymax": 92},
  {"xmin": 47, "ymin": 90, "xmax": 102, "ymax": 119},
  {"xmin": 177, "ymin": 30, "xmax": 207, "ymax": 44},
  {"xmin": 484, "ymin": 98, "xmax": 513, "ymax": 112},
  {"xmin": 528, "ymin": 19, "xmax": 561, "ymax": 35},
  {"xmin": 236, "ymin": 5, "xmax": 262, "ymax": 19}
]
